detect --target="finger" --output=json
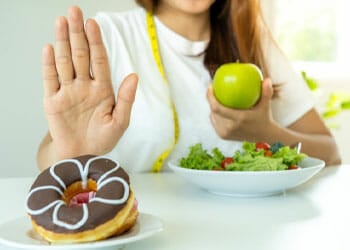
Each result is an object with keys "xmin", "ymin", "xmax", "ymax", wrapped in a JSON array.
[
  {"xmin": 42, "ymin": 44, "xmax": 59, "ymax": 97},
  {"xmin": 54, "ymin": 16, "xmax": 74, "ymax": 84},
  {"xmin": 67, "ymin": 6, "xmax": 90, "ymax": 79},
  {"xmin": 206, "ymin": 84, "xmax": 240, "ymax": 120},
  {"xmin": 113, "ymin": 74, "xmax": 138, "ymax": 131},
  {"xmin": 85, "ymin": 18, "xmax": 111, "ymax": 82},
  {"xmin": 255, "ymin": 78, "xmax": 273, "ymax": 109},
  {"xmin": 210, "ymin": 112, "xmax": 237, "ymax": 139},
  {"xmin": 206, "ymin": 84, "xmax": 219, "ymax": 108}
]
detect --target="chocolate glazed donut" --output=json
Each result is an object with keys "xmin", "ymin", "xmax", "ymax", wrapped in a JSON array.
[{"xmin": 25, "ymin": 155, "xmax": 138, "ymax": 243}]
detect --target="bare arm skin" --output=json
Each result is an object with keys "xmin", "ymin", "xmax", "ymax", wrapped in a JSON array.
[
  {"xmin": 207, "ymin": 78, "xmax": 341, "ymax": 166},
  {"xmin": 37, "ymin": 6, "xmax": 138, "ymax": 171}
]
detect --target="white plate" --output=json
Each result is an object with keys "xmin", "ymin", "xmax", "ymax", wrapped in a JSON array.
[
  {"xmin": 0, "ymin": 213, "xmax": 163, "ymax": 250},
  {"xmin": 169, "ymin": 157, "xmax": 325, "ymax": 197}
]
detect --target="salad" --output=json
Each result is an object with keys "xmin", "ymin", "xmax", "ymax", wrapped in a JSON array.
[{"xmin": 179, "ymin": 141, "xmax": 307, "ymax": 171}]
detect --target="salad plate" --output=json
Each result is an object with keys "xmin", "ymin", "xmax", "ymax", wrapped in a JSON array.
[
  {"xmin": 169, "ymin": 157, "xmax": 325, "ymax": 197},
  {"xmin": 0, "ymin": 213, "xmax": 163, "ymax": 250}
]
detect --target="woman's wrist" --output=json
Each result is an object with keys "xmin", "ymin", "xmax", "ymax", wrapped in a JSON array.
[{"xmin": 263, "ymin": 122, "xmax": 298, "ymax": 145}]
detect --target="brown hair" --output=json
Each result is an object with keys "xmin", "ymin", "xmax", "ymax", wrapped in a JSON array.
[{"xmin": 136, "ymin": 0, "xmax": 270, "ymax": 77}]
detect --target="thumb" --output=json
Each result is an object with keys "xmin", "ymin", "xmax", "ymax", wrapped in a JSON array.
[
  {"xmin": 256, "ymin": 78, "xmax": 273, "ymax": 109},
  {"xmin": 113, "ymin": 73, "xmax": 138, "ymax": 128},
  {"xmin": 116, "ymin": 73, "xmax": 138, "ymax": 103}
]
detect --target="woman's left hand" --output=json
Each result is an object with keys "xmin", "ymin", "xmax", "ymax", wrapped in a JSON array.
[{"xmin": 207, "ymin": 78, "xmax": 276, "ymax": 141}]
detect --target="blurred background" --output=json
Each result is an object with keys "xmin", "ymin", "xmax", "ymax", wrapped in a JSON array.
[{"xmin": 0, "ymin": 0, "xmax": 349, "ymax": 177}]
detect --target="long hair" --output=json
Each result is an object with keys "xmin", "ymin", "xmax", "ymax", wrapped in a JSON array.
[{"xmin": 136, "ymin": 0, "xmax": 270, "ymax": 78}]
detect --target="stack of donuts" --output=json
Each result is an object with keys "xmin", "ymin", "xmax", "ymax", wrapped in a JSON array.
[{"xmin": 25, "ymin": 155, "xmax": 138, "ymax": 243}]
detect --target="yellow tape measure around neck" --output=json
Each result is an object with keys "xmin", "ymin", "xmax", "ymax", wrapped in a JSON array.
[{"xmin": 146, "ymin": 12, "xmax": 180, "ymax": 172}]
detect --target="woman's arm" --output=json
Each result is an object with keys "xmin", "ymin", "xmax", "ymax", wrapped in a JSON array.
[
  {"xmin": 37, "ymin": 6, "xmax": 138, "ymax": 171},
  {"xmin": 263, "ymin": 109, "xmax": 341, "ymax": 166},
  {"xmin": 207, "ymin": 79, "xmax": 341, "ymax": 166},
  {"xmin": 37, "ymin": 132, "xmax": 55, "ymax": 171}
]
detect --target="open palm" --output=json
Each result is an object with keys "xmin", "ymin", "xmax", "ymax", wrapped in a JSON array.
[{"xmin": 42, "ymin": 6, "xmax": 137, "ymax": 159}]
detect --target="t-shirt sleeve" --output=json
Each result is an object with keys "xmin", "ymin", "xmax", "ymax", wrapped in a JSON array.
[{"xmin": 263, "ymin": 36, "xmax": 316, "ymax": 127}]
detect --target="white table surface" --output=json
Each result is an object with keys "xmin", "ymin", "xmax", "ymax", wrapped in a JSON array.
[{"xmin": 0, "ymin": 165, "xmax": 349, "ymax": 250}]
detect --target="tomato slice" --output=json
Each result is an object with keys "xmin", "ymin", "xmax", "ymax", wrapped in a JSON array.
[
  {"xmin": 264, "ymin": 150, "xmax": 273, "ymax": 157},
  {"xmin": 255, "ymin": 142, "xmax": 271, "ymax": 151},
  {"xmin": 221, "ymin": 157, "xmax": 234, "ymax": 169},
  {"xmin": 288, "ymin": 165, "xmax": 299, "ymax": 170}
]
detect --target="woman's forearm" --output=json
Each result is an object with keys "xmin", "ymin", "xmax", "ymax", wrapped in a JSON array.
[
  {"xmin": 263, "ymin": 122, "xmax": 341, "ymax": 166},
  {"xmin": 36, "ymin": 133, "xmax": 58, "ymax": 171}
]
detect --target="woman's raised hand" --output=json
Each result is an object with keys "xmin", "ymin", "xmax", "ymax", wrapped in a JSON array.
[{"xmin": 42, "ymin": 6, "xmax": 138, "ymax": 159}]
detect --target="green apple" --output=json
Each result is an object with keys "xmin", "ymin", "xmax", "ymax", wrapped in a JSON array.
[{"xmin": 212, "ymin": 63, "xmax": 263, "ymax": 109}]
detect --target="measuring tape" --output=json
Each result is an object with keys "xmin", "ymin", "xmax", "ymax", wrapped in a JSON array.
[{"xmin": 146, "ymin": 12, "xmax": 180, "ymax": 172}]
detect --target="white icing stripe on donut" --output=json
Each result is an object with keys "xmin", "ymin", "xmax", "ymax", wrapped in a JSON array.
[
  {"xmin": 50, "ymin": 159, "xmax": 83, "ymax": 190},
  {"xmin": 52, "ymin": 203, "xmax": 89, "ymax": 230},
  {"xmin": 26, "ymin": 156, "xmax": 130, "ymax": 231},
  {"xmin": 84, "ymin": 156, "xmax": 117, "ymax": 188},
  {"xmin": 26, "ymin": 186, "xmax": 64, "ymax": 215},
  {"xmin": 90, "ymin": 177, "xmax": 129, "ymax": 205},
  {"xmin": 96, "ymin": 159, "xmax": 120, "ymax": 187}
]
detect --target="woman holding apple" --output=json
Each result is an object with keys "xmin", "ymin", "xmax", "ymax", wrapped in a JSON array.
[{"xmin": 37, "ymin": 0, "xmax": 341, "ymax": 172}]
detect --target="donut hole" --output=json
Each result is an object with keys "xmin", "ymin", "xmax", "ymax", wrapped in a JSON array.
[{"xmin": 63, "ymin": 179, "xmax": 97, "ymax": 207}]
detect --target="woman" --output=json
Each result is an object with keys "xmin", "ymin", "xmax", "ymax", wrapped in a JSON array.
[{"xmin": 37, "ymin": 0, "xmax": 341, "ymax": 172}]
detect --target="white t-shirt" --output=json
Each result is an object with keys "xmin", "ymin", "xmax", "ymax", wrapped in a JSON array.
[{"xmin": 94, "ymin": 7, "xmax": 314, "ymax": 172}]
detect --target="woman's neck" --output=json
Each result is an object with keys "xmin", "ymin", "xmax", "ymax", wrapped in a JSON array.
[{"xmin": 154, "ymin": 4, "xmax": 211, "ymax": 41}]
